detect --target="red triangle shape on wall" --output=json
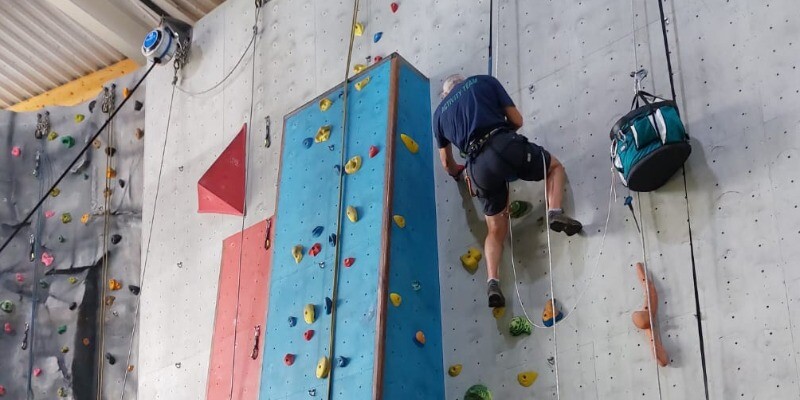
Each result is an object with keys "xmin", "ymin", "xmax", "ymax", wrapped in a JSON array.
[{"xmin": 197, "ymin": 124, "xmax": 247, "ymax": 215}]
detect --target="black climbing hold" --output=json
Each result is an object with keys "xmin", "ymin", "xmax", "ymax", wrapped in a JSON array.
[
  {"xmin": 134, "ymin": 101, "xmax": 143, "ymax": 111},
  {"xmin": 325, "ymin": 297, "xmax": 332, "ymax": 314},
  {"xmin": 89, "ymin": 100, "xmax": 96, "ymax": 113},
  {"xmin": 308, "ymin": 389, "xmax": 317, "ymax": 396},
  {"xmin": 312, "ymin": 226, "xmax": 324, "ymax": 238},
  {"xmin": 328, "ymin": 234, "xmax": 337, "ymax": 247},
  {"xmin": 128, "ymin": 285, "xmax": 140, "ymax": 295},
  {"xmin": 38, "ymin": 280, "xmax": 49, "ymax": 289},
  {"xmin": 119, "ymin": 179, "xmax": 126, "ymax": 188},
  {"xmin": 105, "ymin": 353, "xmax": 116, "ymax": 365},
  {"xmin": 105, "ymin": 147, "xmax": 116, "ymax": 157},
  {"xmin": 69, "ymin": 302, "xmax": 77, "ymax": 311},
  {"xmin": 110, "ymin": 234, "xmax": 122, "ymax": 245},
  {"xmin": 58, "ymin": 235, "xmax": 65, "ymax": 243}
]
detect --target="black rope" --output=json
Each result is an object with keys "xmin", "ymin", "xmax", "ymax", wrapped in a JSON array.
[
  {"xmin": 0, "ymin": 61, "xmax": 157, "ymax": 256},
  {"xmin": 488, "ymin": 0, "xmax": 494, "ymax": 75},
  {"xmin": 656, "ymin": 1, "xmax": 709, "ymax": 398}
]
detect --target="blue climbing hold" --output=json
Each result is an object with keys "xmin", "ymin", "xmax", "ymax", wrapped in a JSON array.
[
  {"xmin": 312, "ymin": 226, "xmax": 324, "ymax": 238},
  {"xmin": 373, "ymin": 32, "xmax": 383, "ymax": 43},
  {"xmin": 334, "ymin": 165, "xmax": 342, "ymax": 175},
  {"xmin": 302, "ymin": 138, "xmax": 313, "ymax": 148},
  {"xmin": 328, "ymin": 145, "xmax": 335, "ymax": 151},
  {"xmin": 336, "ymin": 356, "xmax": 349, "ymax": 367},
  {"xmin": 288, "ymin": 316, "xmax": 297, "ymax": 327},
  {"xmin": 624, "ymin": 196, "xmax": 633, "ymax": 206},
  {"xmin": 325, "ymin": 297, "xmax": 333, "ymax": 314},
  {"xmin": 328, "ymin": 233, "xmax": 337, "ymax": 247}
]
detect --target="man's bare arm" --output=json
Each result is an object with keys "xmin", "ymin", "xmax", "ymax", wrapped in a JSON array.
[
  {"xmin": 439, "ymin": 146, "xmax": 464, "ymax": 178},
  {"xmin": 505, "ymin": 106, "xmax": 523, "ymax": 130}
]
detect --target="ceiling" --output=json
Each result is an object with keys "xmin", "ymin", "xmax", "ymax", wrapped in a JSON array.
[{"xmin": 0, "ymin": 0, "xmax": 225, "ymax": 109}]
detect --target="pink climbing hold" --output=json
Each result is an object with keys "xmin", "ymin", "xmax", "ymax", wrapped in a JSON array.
[
  {"xmin": 3, "ymin": 323, "xmax": 11, "ymax": 333},
  {"xmin": 11, "ymin": 147, "xmax": 21, "ymax": 157},
  {"xmin": 0, "ymin": 384, "xmax": 5, "ymax": 395},
  {"xmin": 344, "ymin": 257, "xmax": 355, "ymax": 268},
  {"xmin": 390, "ymin": 2, "xmax": 399, "ymax": 13},
  {"xmin": 41, "ymin": 252, "xmax": 54, "ymax": 267},
  {"xmin": 369, "ymin": 145, "xmax": 379, "ymax": 158},
  {"xmin": 33, "ymin": 368, "xmax": 42, "ymax": 377},
  {"xmin": 44, "ymin": 210, "xmax": 55, "ymax": 219},
  {"xmin": 15, "ymin": 273, "xmax": 23, "ymax": 283}
]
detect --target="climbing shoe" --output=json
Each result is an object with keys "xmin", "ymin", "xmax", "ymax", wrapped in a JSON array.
[
  {"xmin": 487, "ymin": 279, "xmax": 505, "ymax": 308},
  {"xmin": 548, "ymin": 211, "xmax": 583, "ymax": 236}
]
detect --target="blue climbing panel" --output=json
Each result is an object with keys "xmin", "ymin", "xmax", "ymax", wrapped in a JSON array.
[{"xmin": 261, "ymin": 54, "xmax": 443, "ymax": 399}]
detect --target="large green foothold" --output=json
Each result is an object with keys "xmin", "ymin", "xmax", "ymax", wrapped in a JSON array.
[
  {"xmin": 0, "ymin": 300, "xmax": 13, "ymax": 313},
  {"xmin": 61, "ymin": 136, "xmax": 75, "ymax": 148},
  {"xmin": 464, "ymin": 384, "xmax": 493, "ymax": 400},
  {"xmin": 509, "ymin": 200, "xmax": 531, "ymax": 219},
  {"xmin": 509, "ymin": 316, "xmax": 533, "ymax": 336}
]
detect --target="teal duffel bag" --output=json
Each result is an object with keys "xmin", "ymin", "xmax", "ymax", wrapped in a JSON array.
[{"xmin": 610, "ymin": 91, "xmax": 691, "ymax": 192}]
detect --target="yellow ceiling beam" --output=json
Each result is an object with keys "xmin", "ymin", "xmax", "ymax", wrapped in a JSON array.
[{"xmin": 6, "ymin": 59, "xmax": 139, "ymax": 112}]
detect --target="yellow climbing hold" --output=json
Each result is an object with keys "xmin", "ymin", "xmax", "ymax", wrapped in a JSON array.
[
  {"xmin": 393, "ymin": 215, "xmax": 406, "ymax": 228},
  {"xmin": 389, "ymin": 293, "xmax": 402, "ymax": 307},
  {"xmin": 346, "ymin": 206, "xmax": 358, "ymax": 223},
  {"xmin": 492, "ymin": 307, "xmax": 505, "ymax": 319},
  {"xmin": 80, "ymin": 213, "xmax": 90, "ymax": 224},
  {"xmin": 316, "ymin": 356, "xmax": 330, "ymax": 379},
  {"xmin": 355, "ymin": 76, "xmax": 371, "ymax": 91},
  {"xmin": 68, "ymin": 277, "xmax": 78, "ymax": 285},
  {"xmin": 74, "ymin": 114, "xmax": 85, "ymax": 123},
  {"xmin": 400, "ymin": 134, "xmax": 419, "ymax": 154},
  {"xmin": 315, "ymin": 125, "xmax": 332, "ymax": 143},
  {"xmin": 448, "ymin": 364, "xmax": 463, "ymax": 377},
  {"xmin": 354, "ymin": 22, "xmax": 364, "ymax": 36},
  {"xmin": 292, "ymin": 245, "xmax": 304, "ymax": 264},
  {"xmin": 303, "ymin": 304, "xmax": 316, "ymax": 324},
  {"xmin": 319, "ymin": 98, "xmax": 332, "ymax": 111},
  {"xmin": 47, "ymin": 131, "xmax": 59, "ymax": 141},
  {"xmin": 460, "ymin": 247, "xmax": 482, "ymax": 274},
  {"xmin": 352, "ymin": 64, "xmax": 366, "ymax": 73},
  {"xmin": 517, "ymin": 371, "xmax": 538, "ymax": 387},
  {"xmin": 123, "ymin": 87, "xmax": 131, "ymax": 99},
  {"xmin": 344, "ymin": 156, "xmax": 362, "ymax": 174},
  {"xmin": 50, "ymin": 188, "xmax": 61, "ymax": 197}
]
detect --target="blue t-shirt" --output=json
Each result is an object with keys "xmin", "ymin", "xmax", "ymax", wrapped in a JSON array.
[{"xmin": 433, "ymin": 75, "xmax": 515, "ymax": 153}]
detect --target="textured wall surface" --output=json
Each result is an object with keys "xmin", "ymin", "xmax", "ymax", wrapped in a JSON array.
[
  {"xmin": 140, "ymin": 0, "xmax": 800, "ymax": 398},
  {"xmin": 0, "ymin": 72, "xmax": 144, "ymax": 399}
]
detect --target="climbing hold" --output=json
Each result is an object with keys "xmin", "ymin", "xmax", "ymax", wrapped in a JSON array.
[
  {"xmin": 325, "ymin": 297, "xmax": 332, "ymax": 314},
  {"xmin": 92, "ymin": 139, "xmax": 102, "ymax": 149},
  {"xmin": 303, "ymin": 329, "xmax": 315, "ymax": 341},
  {"xmin": 41, "ymin": 252, "xmax": 54, "ymax": 267},
  {"xmin": 58, "ymin": 235, "xmax": 65, "ymax": 243},
  {"xmin": 354, "ymin": 76, "xmax": 371, "ymax": 91},
  {"xmin": 105, "ymin": 353, "xmax": 116, "ymax": 365},
  {"xmin": 302, "ymin": 138, "xmax": 313, "ymax": 149},
  {"xmin": 353, "ymin": 22, "xmax": 364, "ymax": 36},
  {"xmin": 284, "ymin": 353, "xmax": 295, "ymax": 366},
  {"xmin": 303, "ymin": 304, "xmax": 316, "ymax": 324},
  {"xmin": 82, "ymin": 338, "xmax": 90, "ymax": 346},
  {"xmin": 373, "ymin": 32, "xmax": 383, "ymax": 43},
  {"xmin": 119, "ymin": 179, "xmax": 126, "ymax": 188},
  {"xmin": 135, "ymin": 128, "xmax": 144, "ymax": 140},
  {"xmin": 11, "ymin": 146, "xmax": 20, "ymax": 157},
  {"xmin": 460, "ymin": 247, "xmax": 482, "ymax": 274},
  {"xmin": 134, "ymin": 101, "xmax": 144, "ymax": 111},
  {"xmin": 292, "ymin": 245, "xmax": 304, "ymax": 264},
  {"xmin": 105, "ymin": 146, "xmax": 116, "ymax": 157},
  {"xmin": 288, "ymin": 316, "xmax": 297, "ymax": 327},
  {"xmin": 15, "ymin": 274, "xmax": 23, "ymax": 283},
  {"xmin": 373, "ymin": 55, "xmax": 383, "ymax": 63},
  {"xmin": 0, "ymin": 384, "xmax": 6, "ymax": 396},
  {"xmin": 315, "ymin": 125, "xmax": 332, "ymax": 143},
  {"xmin": 353, "ymin": 64, "xmax": 366, "ymax": 73},
  {"xmin": 389, "ymin": 293, "xmax": 402, "ymax": 307},
  {"xmin": 368, "ymin": 145, "xmax": 379, "ymax": 158},
  {"xmin": 336, "ymin": 356, "xmax": 349, "ymax": 367},
  {"xmin": 312, "ymin": 226, "xmax": 324, "ymax": 237},
  {"xmin": 123, "ymin": 87, "xmax": 131, "ymax": 98},
  {"xmin": 411, "ymin": 280, "xmax": 421, "ymax": 291},
  {"xmin": 333, "ymin": 164, "xmax": 342, "ymax": 175},
  {"xmin": 316, "ymin": 356, "xmax": 331, "ymax": 379},
  {"xmin": 88, "ymin": 100, "xmax": 97, "ymax": 113},
  {"xmin": 0, "ymin": 301, "xmax": 13, "ymax": 313},
  {"xmin": 3, "ymin": 322, "xmax": 11, "ymax": 333},
  {"xmin": 492, "ymin": 307, "xmax": 505, "ymax": 319},
  {"xmin": 127, "ymin": 365, "xmax": 134, "ymax": 372},
  {"xmin": 344, "ymin": 257, "xmax": 355, "ymax": 268},
  {"xmin": 68, "ymin": 277, "xmax": 78, "ymax": 284},
  {"xmin": 344, "ymin": 155, "xmax": 362, "ymax": 174},
  {"xmin": 110, "ymin": 234, "xmax": 122, "ymax": 244},
  {"xmin": 309, "ymin": 243, "xmax": 322, "ymax": 257},
  {"xmin": 414, "ymin": 331, "xmax": 426, "ymax": 346},
  {"xmin": 81, "ymin": 213, "xmax": 90, "ymax": 224},
  {"xmin": 69, "ymin": 302, "xmax": 77, "ymax": 311},
  {"xmin": 509, "ymin": 200, "xmax": 531, "ymax": 219},
  {"xmin": 328, "ymin": 233, "xmax": 337, "ymax": 247},
  {"xmin": 106, "ymin": 168, "xmax": 117, "ymax": 178},
  {"xmin": 400, "ymin": 133, "xmax": 419, "ymax": 153},
  {"xmin": 346, "ymin": 206, "xmax": 358, "ymax": 223},
  {"xmin": 105, "ymin": 296, "xmax": 115, "ymax": 306},
  {"xmin": 448, "ymin": 364, "xmax": 463, "ymax": 377},
  {"xmin": 33, "ymin": 368, "xmax": 42, "ymax": 377},
  {"xmin": 108, "ymin": 279, "xmax": 122, "ymax": 291},
  {"xmin": 60, "ymin": 346, "xmax": 69, "ymax": 354},
  {"xmin": 319, "ymin": 98, "xmax": 332, "ymax": 111},
  {"xmin": 61, "ymin": 213, "xmax": 72, "ymax": 224},
  {"xmin": 38, "ymin": 280, "xmax": 49, "ymax": 289},
  {"xmin": 50, "ymin": 188, "xmax": 61, "ymax": 197},
  {"xmin": 509, "ymin": 316, "xmax": 533, "ymax": 336},
  {"xmin": 542, "ymin": 299, "xmax": 563, "ymax": 327},
  {"xmin": 390, "ymin": 2, "xmax": 399, "ymax": 12},
  {"xmin": 129, "ymin": 285, "xmax": 141, "ymax": 295},
  {"xmin": 393, "ymin": 215, "xmax": 406, "ymax": 228},
  {"xmin": 57, "ymin": 387, "xmax": 67, "ymax": 397},
  {"xmin": 517, "ymin": 371, "xmax": 538, "ymax": 387},
  {"xmin": 308, "ymin": 389, "xmax": 316, "ymax": 396},
  {"xmin": 57, "ymin": 325, "xmax": 67, "ymax": 334},
  {"xmin": 74, "ymin": 114, "xmax": 85, "ymax": 123},
  {"xmin": 464, "ymin": 384, "xmax": 492, "ymax": 400},
  {"xmin": 44, "ymin": 210, "xmax": 55, "ymax": 218},
  {"xmin": 47, "ymin": 131, "xmax": 58, "ymax": 141}
]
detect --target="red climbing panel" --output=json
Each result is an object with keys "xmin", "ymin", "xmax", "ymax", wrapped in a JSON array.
[
  {"xmin": 197, "ymin": 124, "xmax": 247, "ymax": 215},
  {"xmin": 206, "ymin": 217, "xmax": 274, "ymax": 400}
]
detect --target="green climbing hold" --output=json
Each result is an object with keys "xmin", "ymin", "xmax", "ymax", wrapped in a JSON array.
[
  {"xmin": 509, "ymin": 316, "xmax": 533, "ymax": 336},
  {"xmin": 57, "ymin": 325, "xmax": 67, "ymax": 334},
  {"xmin": 47, "ymin": 131, "xmax": 59, "ymax": 141},
  {"xmin": 509, "ymin": 200, "xmax": 531, "ymax": 219},
  {"xmin": 464, "ymin": 384, "xmax": 493, "ymax": 400},
  {"xmin": 0, "ymin": 300, "xmax": 13, "ymax": 313},
  {"xmin": 61, "ymin": 136, "xmax": 75, "ymax": 148},
  {"xmin": 61, "ymin": 213, "xmax": 72, "ymax": 224},
  {"xmin": 68, "ymin": 277, "xmax": 78, "ymax": 284}
]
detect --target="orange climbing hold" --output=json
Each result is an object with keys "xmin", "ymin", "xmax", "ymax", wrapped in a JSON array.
[
  {"xmin": 414, "ymin": 331, "xmax": 426, "ymax": 345},
  {"xmin": 108, "ymin": 279, "xmax": 122, "ymax": 291},
  {"xmin": 106, "ymin": 168, "xmax": 117, "ymax": 178},
  {"xmin": 632, "ymin": 262, "xmax": 669, "ymax": 367},
  {"xmin": 123, "ymin": 87, "xmax": 131, "ymax": 98},
  {"xmin": 81, "ymin": 213, "xmax": 90, "ymax": 224}
]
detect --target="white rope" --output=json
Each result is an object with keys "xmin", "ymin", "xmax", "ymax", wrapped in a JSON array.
[{"xmin": 541, "ymin": 153, "xmax": 561, "ymax": 399}]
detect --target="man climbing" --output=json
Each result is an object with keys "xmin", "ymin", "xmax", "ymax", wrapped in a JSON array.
[{"xmin": 433, "ymin": 74, "xmax": 582, "ymax": 308}]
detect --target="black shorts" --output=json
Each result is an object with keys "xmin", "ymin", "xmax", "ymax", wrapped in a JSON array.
[{"xmin": 467, "ymin": 130, "xmax": 551, "ymax": 216}]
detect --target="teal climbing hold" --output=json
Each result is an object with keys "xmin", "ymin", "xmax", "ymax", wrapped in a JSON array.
[
  {"xmin": 0, "ymin": 300, "xmax": 13, "ymax": 313},
  {"xmin": 312, "ymin": 226, "xmax": 324, "ymax": 238},
  {"xmin": 464, "ymin": 384, "xmax": 493, "ymax": 400},
  {"xmin": 57, "ymin": 325, "xmax": 67, "ymax": 334},
  {"xmin": 61, "ymin": 136, "xmax": 75, "ymax": 148},
  {"xmin": 509, "ymin": 316, "xmax": 533, "ymax": 336},
  {"xmin": 288, "ymin": 316, "xmax": 297, "ymax": 327}
]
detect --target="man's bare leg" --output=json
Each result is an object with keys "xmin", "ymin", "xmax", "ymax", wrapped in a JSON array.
[
  {"xmin": 485, "ymin": 209, "xmax": 508, "ymax": 307},
  {"xmin": 545, "ymin": 155, "xmax": 582, "ymax": 236}
]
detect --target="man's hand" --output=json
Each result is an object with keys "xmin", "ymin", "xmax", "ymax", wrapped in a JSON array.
[
  {"xmin": 448, "ymin": 164, "xmax": 466, "ymax": 181},
  {"xmin": 439, "ymin": 146, "xmax": 465, "ymax": 182}
]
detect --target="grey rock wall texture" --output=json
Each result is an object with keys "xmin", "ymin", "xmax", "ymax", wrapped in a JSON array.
[{"xmin": 0, "ymin": 70, "xmax": 144, "ymax": 399}]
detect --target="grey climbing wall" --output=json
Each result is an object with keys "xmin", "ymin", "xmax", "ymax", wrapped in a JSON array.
[
  {"xmin": 0, "ymin": 72, "xmax": 145, "ymax": 399},
  {"xmin": 139, "ymin": 0, "xmax": 800, "ymax": 398}
]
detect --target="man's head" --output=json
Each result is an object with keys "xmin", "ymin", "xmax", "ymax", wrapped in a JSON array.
[{"xmin": 441, "ymin": 74, "xmax": 465, "ymax": 99}]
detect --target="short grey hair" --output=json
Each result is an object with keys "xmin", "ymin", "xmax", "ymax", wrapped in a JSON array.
[{"xmin": 441, "ymin": 74, "xmax": 465, "ymax": 98}]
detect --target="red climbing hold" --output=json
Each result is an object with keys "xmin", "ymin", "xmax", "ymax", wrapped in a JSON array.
[
  {"xmin": 0, "ymin": 384, "xmax": 5, "ymax": 395},
  {"xmin": 373, "ymin": 55, "xmax": 383, "ymax": 64},
  {"xmin": 197, "ymin": 124, "xmax": 246, "ymax": 215},
  {"xmin": 304, "ymin": 329, "xmax": 315, "ymax": 341},
  {"xmin": 33, "ymin": 368, "xmax": 42, "ymax": 377},
  {"xmin": 3, "ymin": 323, "xmax": 11, "ymax": 333},
  {"xmin": 390, "ymin": 2, "xmax": 399, "ymax": 13},
  {"xmin": 344, "ymin": 257, "xmax": 355, "ymax": 268},
  {"xmin": 15, "ymin": 273, "xmax": 23, "ymax": 283},
  {"xmin": 11, "ymin": 147, "xmax": 20, "ymax": 157},
  {"xmin": 284, "ymin": 354, "xmax": 296, "ymax": 366},
  {"xmin": 369, "ymin": 145, "xmax": 379, "ymax": 158},
  {"xmin": 309, "ymin": 243, "xmax": 322, "ymax": 257}
]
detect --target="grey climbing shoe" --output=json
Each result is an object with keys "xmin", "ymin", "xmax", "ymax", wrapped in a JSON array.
[
  {"xmin": 487, "ymin": 280, "xmax": 505, "ymax": 308},
  {"xmin": 549, "ymin": 212, "xmax": 583, "ymax": 236}
]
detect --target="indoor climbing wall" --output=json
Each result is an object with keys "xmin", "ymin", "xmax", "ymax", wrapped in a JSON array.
[{"xmin": 0, "ymin": 72, "xmax": 145, "ymax": 399}]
